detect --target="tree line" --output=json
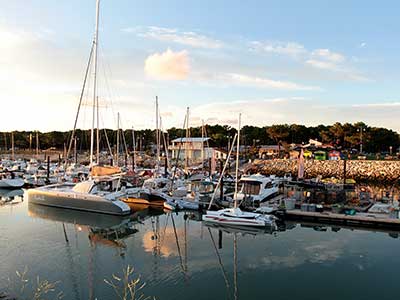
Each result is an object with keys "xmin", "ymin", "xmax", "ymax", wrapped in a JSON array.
[{"xmin": 1, "ymin": 122, "xmax": 399, "ymax": 154}]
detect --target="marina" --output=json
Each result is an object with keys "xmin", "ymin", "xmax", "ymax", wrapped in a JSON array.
[{"xmin": 2, "ymin": 0, "xmax": 400, "ymax": 299}]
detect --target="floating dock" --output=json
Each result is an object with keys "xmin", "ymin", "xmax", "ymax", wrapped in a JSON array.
[{"xmin": 282, "ymin": 209, "xmax": 400, "ymax": 229}]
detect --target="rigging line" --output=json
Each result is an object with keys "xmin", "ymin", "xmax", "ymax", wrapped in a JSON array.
[
  {"xmin": 170, "ymin": 114, "xmax": 188, "ymax": 193},
  {"xmin": 208, "ymin": 133, "xmax": 237, "ymax": 210},
  {"xmin": 207, "ymin": 227, "xmax": 231, "ymax": 300},
  {"xmin": 99, "ymin": 114, "xmax": 114, "ymax": 158},
  {"xmin": 64, "ymin": 41, "xmax": 94, "ymax": 168},
  {"xmin": 98, "ymin": 46, "xmax": 118, "ymax": 127},
  {"xmin": 160, "ymin": 117, "xmax": 170, "ymax": 169},
  {"xmin": 118, "ymin": 116, "xmax": 130, "ymax": 157}
]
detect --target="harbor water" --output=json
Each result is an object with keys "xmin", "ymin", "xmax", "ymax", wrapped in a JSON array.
[{"xmin": 1, "ymin": 197, "xmax": 400, "ymax": 300}]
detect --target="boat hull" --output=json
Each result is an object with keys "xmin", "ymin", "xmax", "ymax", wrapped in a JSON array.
[
  {"xmin": 26, "ymin": 186, "xmax": 131, "ymax": 216},
  {"xmin": 0, "ymin": 178, "xmax": 25, "ymax": 189}
]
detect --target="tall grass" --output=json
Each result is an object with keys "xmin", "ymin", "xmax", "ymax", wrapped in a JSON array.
[{"xmin": 4, "ymin": 265, "xmax": 153, "ymax": 300}]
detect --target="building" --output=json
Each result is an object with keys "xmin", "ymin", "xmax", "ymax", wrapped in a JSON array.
[
  {"xmin": 258, "ymin": 145, "xmax": 283, "ymax": 159},
  {"xmin": 169, "ymin": 137, "xmax": 212, "ymax": 163}
]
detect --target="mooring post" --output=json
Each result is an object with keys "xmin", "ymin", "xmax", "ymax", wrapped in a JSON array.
[
  {"xmin": 218, "ymin": 230, "xmax": 222, "ymax": 249},
  {"xmin": 46, "ymin": 156, "xmax": 50, "ymax": 183},
  {"xmin": 343, "ymin": 159, "xmax": 347, "ymax": 184},
  {"xmin": 220, "ymin": 160, "xmax": 224, "ymax": 202}
]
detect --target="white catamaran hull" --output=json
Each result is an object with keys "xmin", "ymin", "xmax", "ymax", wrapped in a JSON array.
[{"xmin": 26, "ymin": 184, "xmax": 131, "ymax": 216}]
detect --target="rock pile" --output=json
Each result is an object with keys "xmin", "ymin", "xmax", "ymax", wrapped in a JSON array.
[{"xmin": 245, "ymin": 159, "xmax": 400, "ymax": 183}]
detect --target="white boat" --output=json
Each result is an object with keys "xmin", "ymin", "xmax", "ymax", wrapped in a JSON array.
[
  {"xmin": 0, "ymin": 178, "xmax": 25, "ymax": 189},
  {"xmin": 26, "ymin": 176, "xmax": 131, "ymax": 216},
  {"xmin": 202, "ymin": 114, "xmax": 277, "ymax": 228},
  {"xmin": 236, "ymin": 173, "xmax": 279, "ymax": 205},
  {"xmin": 203, "ymin": 207, "xmax": 276, "ymax": 227}
]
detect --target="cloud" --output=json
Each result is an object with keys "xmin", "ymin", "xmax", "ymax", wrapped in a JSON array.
[
  {"xmin": 144, "ymin": 49, "xmax": 190, "ymax": 80},
  {"xmin": 311, "ymin": 48, "xmax": 345, "ymax": 63},
  {"xmin": 123, "ymin": 26, "xmax": 223, "ymax": 49},
  {"xmin": 359, "ymin": 42, "xmax": 367, "ymax": 48},
  {"xmin": 250, "ymin": 41, "xmax": 306, "ymax": 57},
  {"xmin": 225, "ymin": 73, "xmax": 321, "ymax": 91}
]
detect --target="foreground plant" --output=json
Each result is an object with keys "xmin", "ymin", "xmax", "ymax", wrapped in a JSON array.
[
  {"xmin": 6, "ymin": 267, "xmax": 64, "ymax": 300},
  {"xmin": 104, "ymin": 265, "xmax": 153, "ymax": 300}
]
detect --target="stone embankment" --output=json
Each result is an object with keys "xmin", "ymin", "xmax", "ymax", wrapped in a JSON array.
[{"xmin": 245, "ymin": 159, "xmax": 400, "ymax": 183}]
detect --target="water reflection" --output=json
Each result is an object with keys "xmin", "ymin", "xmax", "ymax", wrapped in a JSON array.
[{"xmin": 2, "ymin": 199, "xmax": 400, "ymax": 300}]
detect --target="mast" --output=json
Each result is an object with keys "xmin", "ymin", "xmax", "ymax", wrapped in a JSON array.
[
  {"xmin": 185, "ymin": 107, "xmax": 189, "ymax": 172},
  {"xmin": 29, "ymin": 133, "xmax": 32, "ymax": 153},
  {"xmin": 90, "ymin": 0, "xmax": 100, "ymax": 167},
  {"xmin": 11, "ymin": 132, "xmax": 14, "ymax": 161},
  {"xmin": 201, "ymin": 119, "xmax": 204, "ymax": 171},
  {"xmin": 36, "ymin": 131, "xmax": 39, "ymax": 156},
  {"xmin": 96, "ymin": 96, "xmax": 100, "ymax": 164},
  {"xmin": 156, "ymin": 96, "xmax": 160, "ymax": 172},
  {"xmin": 116, "ymin": 112, "xmax": 120, "ymax": 166},
  {"xmin": 234, "ymin": 113, "xmax": 241, "ymax": 208},
  {"xmin": 132, "ymin": 126, "xmax": 136, "ymax": 170}
]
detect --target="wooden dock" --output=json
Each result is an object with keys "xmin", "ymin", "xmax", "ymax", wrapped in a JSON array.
[{"xmin": 283, "ymin": 209, "xmax": 400, "ymax": 229}]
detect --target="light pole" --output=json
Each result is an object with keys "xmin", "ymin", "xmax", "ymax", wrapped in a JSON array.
[{"xmin": 357, "ymin": 126, "xmax": 366, "ymax": 154}]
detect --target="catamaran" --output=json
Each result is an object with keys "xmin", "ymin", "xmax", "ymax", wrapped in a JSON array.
[
  {"xmin": 202, "ymin": 114, "xmax": 277, "ymax": 227},
  {"xmin": 27, "ymin": 0, "xmax": 131, "ymax": 216}
]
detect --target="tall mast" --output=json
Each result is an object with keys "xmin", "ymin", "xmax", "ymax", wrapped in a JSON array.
[
  {"xmin": 234, "ymin": 113, "xmax": 241, "ymax": 208},
  {"xmin": 36, "ymin": 131, "xmax": 39, "ymax": 156},
  {"xmin": 201, "ymin": 119, "xmax": 204, "ymax": 170},
  {"xmin": 11, "ymin": 132, "xmax": 14, "ymax": 161},
  {"xmin": 156, "ymin": 96, "xmax": 160, "ymax": 172},
  {"xmin": 116, "ymin": 112, "xmax": 120, "ymax": 166},
  {"xmin": 96, "ymin": 96, "xmax": 100, "ymax": 164},
  {"xmin": 185, "ymin": 107, "xmax": 189, "ymax": 172},
  {"xmin": 90, "ymin": 0, "xmax": 100, "ymax": 167},
  {"xmin": 132, "ymin": 126, "xmax": 136, "ymax": 170}
]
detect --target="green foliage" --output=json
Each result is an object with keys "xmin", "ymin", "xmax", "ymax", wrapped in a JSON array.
[{"xmin": 1, "ymin": 122, "xmax": 399, "ymax": 154}]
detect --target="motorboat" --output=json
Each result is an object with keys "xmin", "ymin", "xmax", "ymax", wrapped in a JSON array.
[
  {"xmin": 236, "ymin": 173, "xmax": 279, "ymax": 205},
  {"xmin": 26, "ymin": 176, "xmax": 131, "ymax": 215}
]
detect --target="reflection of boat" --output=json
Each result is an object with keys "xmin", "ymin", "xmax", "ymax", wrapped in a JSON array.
[
  {"xmin": 0, "ymin": 188, "xmax": 24, "ymax": 200},
  {"xmin": 28, "ymin": 202, "xmax": 132, "ymax": 229},
  {"xmin": 205, "ymin": 221, "xmax": 276, "ymax": 236},
  {"xmin": 203, "ymin": 207, "xmax": 277, "ymax": 227},
  {"xmin": 26, "ymin": 177, "xmax": 131, "ymax": 215},
  {"xmin": 0, "ymin": 177, "xmax": 24, "ymax": 189}
]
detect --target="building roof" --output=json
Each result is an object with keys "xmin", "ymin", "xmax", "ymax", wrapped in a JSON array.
[{"xmin": 171, "ymin": 137, "xmax": 210, "ymax": 143}]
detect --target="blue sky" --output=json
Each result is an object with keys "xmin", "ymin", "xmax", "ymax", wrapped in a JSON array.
[{"xmin": 1, "ymin": 0, "xmax": 400, "ymax": 131}]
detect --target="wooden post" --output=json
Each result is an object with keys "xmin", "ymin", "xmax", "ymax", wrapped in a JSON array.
[
  {"xmin": 164, "ymin": 155, "xmax": 168, "ymax": 178},
  {"xmin": 343, "ymin": 159, "xmax": 347, "ymax": 184},
  {"xmin": 46, "ymin": 156, "xmax": 50, "ymax": 183},
  {"xmin": 218, "ymin": 230, "xmax": 222, "ymax": 249}
]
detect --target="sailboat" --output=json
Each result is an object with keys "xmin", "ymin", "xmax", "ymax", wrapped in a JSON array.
[
  {"xmin": 27, "ymin": 0, "xmax": 130, "ymax": 216},
  {"xmin": 202, "ymin": 114, "xmax": 276, "ymax": 227}
]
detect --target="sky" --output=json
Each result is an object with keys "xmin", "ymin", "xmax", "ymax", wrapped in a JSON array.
[{"xmin": 1, "ymin": 0, "xmax": 400, "ymax": 132}]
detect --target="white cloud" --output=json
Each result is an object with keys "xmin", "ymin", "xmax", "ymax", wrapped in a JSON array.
[
  {"xmin": 359, "ymin": 42, "xmax": 367, "ymax": 48},
  {"xmin": 123, "ymin": 26, "xmax": 223, "ymax": 49},
  {"xmin": 311, "ymin": 48, "xmax": 345, "ymax": 63},
  {"xmin": 250, "ymin": 41, "xmax": 306, "ymax": 57},
  {"xmin": 144, "ymin": 48, "xmax": 190, "ymax": 80},
  {"xmin": 225, "ymin": 73, "xmax": 321, "ymax": 91}
]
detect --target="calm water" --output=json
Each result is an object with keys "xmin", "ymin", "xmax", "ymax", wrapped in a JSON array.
[{"xmin": 1, "ymin": 195, "xmax": 400, "ymax": 300}]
